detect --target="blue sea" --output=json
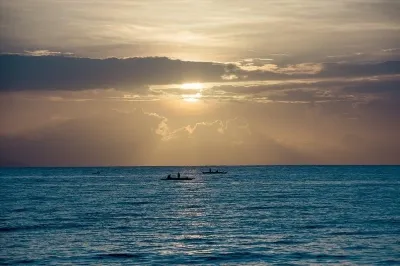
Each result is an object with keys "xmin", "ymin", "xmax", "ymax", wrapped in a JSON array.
[{"xmin": 1, "ymin": 166, "xmax": 399, "ymax": 265}]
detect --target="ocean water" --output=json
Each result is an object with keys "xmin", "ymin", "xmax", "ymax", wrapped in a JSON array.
[{"xmin": 1, "ymin": 166, "xmax": 399, "ymax": 265}]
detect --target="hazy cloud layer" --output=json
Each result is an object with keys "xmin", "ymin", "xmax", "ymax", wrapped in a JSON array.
[
  {"xmin": 0, "ymin": 109, "xmax": 166, "ymax": 166},
  {"xmin": 1, "ymin": 0, "xmax": 399, "ymax": 61},
  {"xmin": 1, "ymin": 101, "xmax": 399, "ymax": 166}
]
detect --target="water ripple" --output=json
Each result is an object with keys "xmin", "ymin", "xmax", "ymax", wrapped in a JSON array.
[{"xmin": 1, "ymin": 166, "xmax": 399, "ymax": 265}]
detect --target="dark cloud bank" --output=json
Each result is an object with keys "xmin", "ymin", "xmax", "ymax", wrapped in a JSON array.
[
  {"xmin": 0, "ymin": 55, "xmax": 226, "ymax": 91},
  {"xmin": 1, "ymin": 54, "xmax": 400, "ymax": 91}
]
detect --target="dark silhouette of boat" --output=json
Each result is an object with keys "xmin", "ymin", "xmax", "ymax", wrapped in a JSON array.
[
  {"xmin": 202, "ymin": 169, "xmax": 227, "ymax": 175},
  {"xmin": 162, "ymin": 176, "xmax": 194, "ymax": 180},
  {"xmin": 162, "ymin": 173, "xmax": 194, "ymax": 180}
]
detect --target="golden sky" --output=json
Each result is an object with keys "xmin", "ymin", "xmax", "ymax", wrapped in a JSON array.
[{"xmin": 0, "ymin": 0, "xmax": 399, "ymax": 166}]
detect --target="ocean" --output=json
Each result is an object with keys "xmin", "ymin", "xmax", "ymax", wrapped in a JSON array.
[{"xmin": 1, "ymin": 166, "xmax": 399, "ymax": 265}]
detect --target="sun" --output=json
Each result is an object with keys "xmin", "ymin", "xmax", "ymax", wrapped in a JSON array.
[
  {"xmin": 181, "ymin": 83, "xmax": 203, "ymax": 90},
  {"xmin": 180, "ymin": 83, "xmax": 203, "ymax": 102}
]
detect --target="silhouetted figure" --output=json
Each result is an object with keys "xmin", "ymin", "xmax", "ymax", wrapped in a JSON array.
[
  {"xmin": 209, "ymin": 168, "xmax": 211, "ymax": 172},
  {"xmin": 167, "ymin": 174, "xmax": 171, "ymax": 179},
  {"xmin": 177, "ymin": 172, "xmax": 180, "ymax": 178}
]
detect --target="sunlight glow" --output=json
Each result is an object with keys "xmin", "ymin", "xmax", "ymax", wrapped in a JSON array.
[
  {"xmin": 180, "ymin": 83, "xmax": 203, "ymax": 102},
  {"xmin": 183, "ymin": 92, "xmax": 202, "ymax": 102},
  {"xmin": 181, "ymin": 83, "xmax": 203, "ymax": 90}
]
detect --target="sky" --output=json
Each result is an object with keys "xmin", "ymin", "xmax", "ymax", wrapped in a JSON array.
[{"xmin": 0, "ymin": 0, "xmax": 399, "ymax": 166}]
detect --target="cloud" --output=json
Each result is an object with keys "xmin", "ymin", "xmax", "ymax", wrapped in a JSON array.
[
  {"xmin": 342, "ymin": 79, "xmax": 400, "ymax": 94},
  {"xmin": 24, "ymin": 50, "xmax": 74, "ymax": 56},
  {"xmin": 382, "ymin": 48, "xmax": 400, "ymax": 53},
  {"xmin": 1, "ymin": 54, "xmax": 400, "ymax": 93},
  {"xmin": 238, "ymin": 61, "xmax": 323, "ymax": 75},
  {"xmin": 0, "ymin": 55, "xmax": 227, "ymax": 91},
  {"xmin": 1, "ymin": 0, "xmax": 399, "ymax": 62},
  {"xmin": 240, "ymin": 61, "xmax": 400, "ymax": 80},
  {"xmin": 317, "ymin": 61, "xmax": 400, "ymax": 78},
  {"xmin": 267, "ymin": 89, "xmax": 333, "ymax": 103},
  {"xmin": 342, "ymin": 79, "xmax": 400, "ymax": 119},
  {"xmin": 207, "ymin": 77, "xmax": 399, "ymax": 104}
]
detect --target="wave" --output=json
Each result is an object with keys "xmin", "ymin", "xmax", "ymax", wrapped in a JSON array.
[{"xmin": 0, "ymin": 223, "xmax": 86, "ymax": 232}]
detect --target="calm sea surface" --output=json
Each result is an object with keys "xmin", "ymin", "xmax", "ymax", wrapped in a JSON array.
[{"xmin": 1, "ymin": 166, "xmax": 399, "ymax": 265}]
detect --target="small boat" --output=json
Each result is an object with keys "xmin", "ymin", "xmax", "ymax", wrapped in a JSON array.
[
  {"xmin": 161, "ymin": 176, "xmax": 194, "ymax": 180},
  {"xmin": 202, "ymin": 170, "xmax": 227, "ymax": 174}
]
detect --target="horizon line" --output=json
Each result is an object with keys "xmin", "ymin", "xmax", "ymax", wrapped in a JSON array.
[{"xmin": 1, "ymin": 164, "xmax": 399, "ymax": 168}]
